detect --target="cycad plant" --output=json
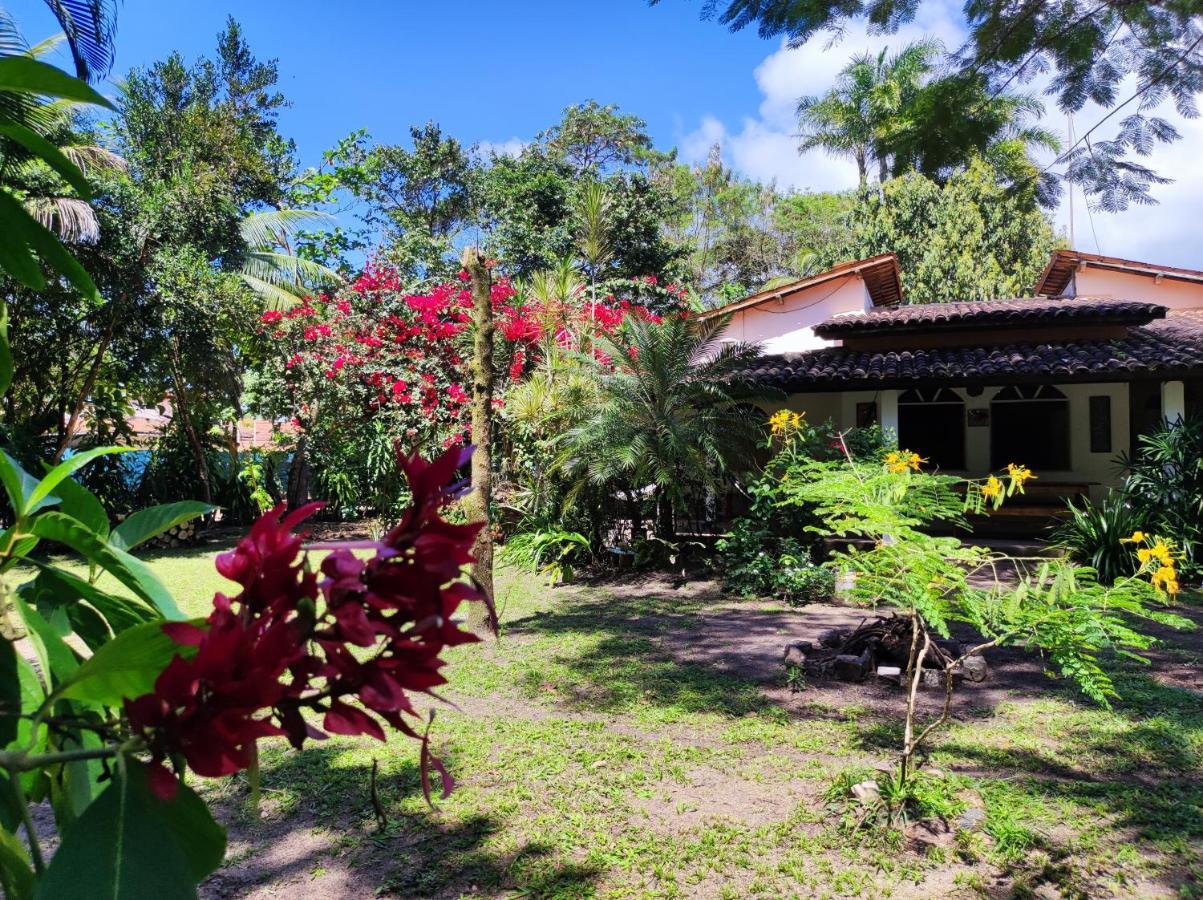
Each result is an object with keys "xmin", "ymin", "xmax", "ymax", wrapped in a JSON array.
[{"xmin": 558, "ymin": 313, "xmax": 772, "ymax": 540}]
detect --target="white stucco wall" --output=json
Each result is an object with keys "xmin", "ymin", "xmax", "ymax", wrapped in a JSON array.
[
  {"xmin": 1067, "ymin": 268, "xmax": 1203, "ymax": 310},
  {"xmin": 774, "ymin": 383, "xmax": 1131, "ymax": 500},
  {"xmin": 722, "ymin": 276, "xmax": 871, "ymax": 354}
]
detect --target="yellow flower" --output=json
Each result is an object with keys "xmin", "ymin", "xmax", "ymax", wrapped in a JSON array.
[
  {"xmin": 769, "ymin": 410, "xmax": 792, "ymax": 435},
  {"xmin": 907, "ymin": 452, "xmax": 924, "ymax": 472},
  {"xmin": 1149, "ymin": 541, "xmax": 1175, "ymax": 566},
  {"xmin": 1151, "ymin": 564, "xmax": 1180, "ymax": 595},
  {"xmin": 1121, "ymin": 530, "xmax": 1147, "ymax": 545},
  {"xmin": 1006, "ymin": 463, "xmax": 1035, "ymax": 487},
  {"xmin": 981, "ymin": 475, "xmax": 1003, "ymax": 499},
  {"xmin": 1137, "ymin": 547, "xmax": 1154, "ymax": 565}
]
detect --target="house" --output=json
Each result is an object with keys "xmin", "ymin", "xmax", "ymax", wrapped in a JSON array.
[{"xmin": 709, "ymin": 251, "xmax": 1203, "ymax": 513}]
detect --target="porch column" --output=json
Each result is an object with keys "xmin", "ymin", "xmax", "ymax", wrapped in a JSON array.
[
  {"xmin": 1162, "ymin": 380, "xmax": 1186, "ymax": 425},
  {"xmin": 879, "ymin": 390, "xmax": 899, "ymax": 437}
]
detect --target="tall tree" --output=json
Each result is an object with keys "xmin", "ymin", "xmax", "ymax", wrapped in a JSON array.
[
  {"xmin": 825, "ymin": 157, "xmax": 1057, "ymax": 304},
  {"xmin": 661, "ymin": 0, "xmax": 1203, "ymax": 209}
]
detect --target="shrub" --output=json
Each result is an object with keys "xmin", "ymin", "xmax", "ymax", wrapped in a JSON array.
[{"xmin": 1054, "ymin": 492, "xmax": 1148, "ymax": 584}]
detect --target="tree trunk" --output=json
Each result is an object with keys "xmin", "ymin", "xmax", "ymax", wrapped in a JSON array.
[
  {"xmin": 287, "ymin": 434, "xmax": 311, "ymax": 510},
  {"xmin": 169, "ymin": 338, "xmax": 213, "ymax": 505},
  {"xmin": 460, "ymin": 246, "xmax": 496, "ymax": 636},
  {"xmin": 52, "ymin": 317, "xmax": 116, "ymax": 463},
  {"xmin": 877, "ymin": 153, "xmax": 889, "ymax": 186},
  {"xmin": 856, "ymin": 149, "xmax": 868, "ymax": 191},
  {"xmin": 656, "ymin": 486, "xmax": 675, "ymax": 541}
]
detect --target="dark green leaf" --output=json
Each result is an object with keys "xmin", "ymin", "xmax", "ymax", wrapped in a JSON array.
[
  {"xmin": 14, "ymin": 597, "xmax": 79, "ymax": 689},
  {"xmin": 39, "ymin": 471, "xmax": 108, "ymax": 539},
  {"xmin": 29, "ymin": 447, "xmax": 126, "ymax": 514},
  {"xmin": 0, "ymin": 57, "xmax": 113, "ymax": 107},
  {"xmin": 109, "ymin": 501, "xmax": 214, "ymax": 552},
  {"xmin": 36, "ymin": 760, "xmax": 226, "ymax": 900},
  {"xmin": 0, "ymin": 640, "xmax": 18, "ymax": 746},
  {"xmin": 27, "ymin": 565, "xmax": 159, "ymax": 638},
  {"xmin": 0, "ymin": 451, "xmax": 43, "ymax": 518},
  {"xmin": 0, "ymin": 122, "xmax": 93, "ymax": 198},
  {"xmin": 0, "ymin": 192, "xmax": 45, "ymax": 290},
  {"xmin": 57, "ymin": 620, "xmax": 198, "ymax": 707}
]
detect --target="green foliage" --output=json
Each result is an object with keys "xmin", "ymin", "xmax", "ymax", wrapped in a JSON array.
[
  {"xmin": 826, "ymin": 158, "xmax": 1057, "ymax": 304},
  {"xmin": 499, "ymin": 528, "xmax": 592, "ymax": 585},
  {"xmin": 1054, "ymin": 492, "xmax": 1147, "ymax": 584},
  {"xmin": 1120, "ymin": 416, "xmax": 1203, "ymax": 579},
  {"xmin": 558, "ymin": 314, "xmax": 773, "ymax": 539},
  {"xmin": 717, "ymin": 417, "xmax": 889, "ymax": 602}
]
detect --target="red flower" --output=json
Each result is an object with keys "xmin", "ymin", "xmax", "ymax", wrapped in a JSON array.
[{"xmin": 127, "ymin": 447, "xmax": 490, "ymax": 802}]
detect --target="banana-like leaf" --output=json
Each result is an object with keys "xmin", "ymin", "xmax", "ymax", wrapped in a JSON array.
[
  {"xmin": 0, "ymin": 56, "xmax": 112, "ymax": 106},
  {"xmin": 109, "ymin": 500, "xmax": 214, "ymax": 552},
  {"xmin": 0, "ymin": 121, "xmax": 92, "ymax": 197},
  {"xmin": 28, "ymin": 445, "xmax": 126, "ymax": 514}
]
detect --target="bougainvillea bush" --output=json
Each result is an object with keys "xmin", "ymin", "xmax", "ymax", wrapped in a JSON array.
[
  {"xmin": 0, "ymin": 442, "xmax": 488, "ymax": 899},
  {"xmin": 254, "ymin": 262, "xmax": 669, "ymax": 519}
]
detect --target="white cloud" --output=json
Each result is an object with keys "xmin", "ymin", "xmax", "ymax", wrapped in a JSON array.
[
  {"xmin": 475, "ymin": 137, "xmax": 526, "ymax": 160},
  {"xmin": 680, "ymin": 14, "xmax": 1203, "ymax": 271}
]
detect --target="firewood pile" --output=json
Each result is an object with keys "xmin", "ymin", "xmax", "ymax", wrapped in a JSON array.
[
  {"xmin": 783, "ymin": 614, "xmax": 989, "ymax": 685},
  {"xmin": 147, "ymin": 519, "xmax": 201, "ymax": 549}
]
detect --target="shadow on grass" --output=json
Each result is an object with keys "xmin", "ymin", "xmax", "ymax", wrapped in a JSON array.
[
  {"xmin": 504, "ymin": 592, "xmax": 774, "ymax": 720},
  {"xmin": 206, "ymin": 744, "xmax": 602, "ymax": 899}
]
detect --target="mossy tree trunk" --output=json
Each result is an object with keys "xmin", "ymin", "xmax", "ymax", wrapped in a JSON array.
[{"xmin": 461, "ymin": 246, "xmax": 496, "ymax": 636}]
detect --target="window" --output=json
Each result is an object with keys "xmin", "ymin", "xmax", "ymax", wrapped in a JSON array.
[
  {"xmin": 991, "ymin": 385, "xmax": 1070, "ymax": 470},
  {"xmin": 898, "ymin": 388, "xmax": 965, "ymax": 470},
  {"xmin": 1089, "ymin": 395, "xmax": 1112, "ymax": 453}
]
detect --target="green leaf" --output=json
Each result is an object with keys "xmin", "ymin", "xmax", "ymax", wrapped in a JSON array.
[
  {"xmin": 0, "ymin": 189, "xmax": 103, "ymax": 302},
  {"xmin": 27, "ymin": 565, "xmax": 159, "ymax": 637},
  {"xmin": 109, "ymin": 501, "xmax": 214, "ymax": 552},
  {"xmin": 0, "ymin": 122, "xmax": 93, "ymax": 198},
  {"xmin": 0, "ymin": 192, "xmax": 45, "ymax": 290},
  {"xmin": 14, "ymin": 597, "xmax": 79, "ymax": 689},
  {"xmin": 0, "ymin": 451, "xmax": 43, "ymax": 518},
  {"xmin": 0, "ymin": 826, "xmax": 34, "ymax": 900},
  {"xmin": 0, "ymin": 300, "xmax": 12, "ymax": 399},
  {"xmin": 39, "ymin": 471, "xmax": 108, "ymax": 539},
  {"xmin": 56, "ymin": 620, "xmax": 198, "ymax": 708},
  {"xmin": 28, "ymin": 513, "xmax": 183, "ymax": 619},
  {"xmin": 0, "ymin": 640, "xmax": 19, "ymax": 746},
  {"xmin": 28, "ymin": 447, "xmax": 127, "ymax": 515},
  {"xmin": 0, "ymin": 57, "xmax": 113, "ymax": 107},
  {"xmin": 36, "ymin": 760, "xmax": 226, "ymax": 900}
]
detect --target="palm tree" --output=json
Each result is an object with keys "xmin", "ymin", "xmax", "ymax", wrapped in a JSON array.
[
  {"xmin": 237, "ymin": 208, "xmax": 344, "ymax": 307},
  {"xmin": 0, "ymin": 10, "xmax": 114, "ymax": 303},
  {"xmin": 796, "ymin": 40, "xmax": 940, "ymax": 189},
  {"xmin": 557, "ymin": 313, "xmax": 774, "ymax": 540}
]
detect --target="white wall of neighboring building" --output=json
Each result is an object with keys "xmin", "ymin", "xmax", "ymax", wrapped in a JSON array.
[
  {"xmin": 722, "ymin": 276, "xmax": 871, "ymax": 354},
  {"xmin": 1067, "ymin": 268, "xmax": 1203, "ymax": 310}
]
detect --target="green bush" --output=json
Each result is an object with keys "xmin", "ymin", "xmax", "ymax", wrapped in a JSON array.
[
  {"xmin": 1054, "ymin": 492, "xmax": 1147, "ymax": 584},
  {"xmin": 717, "ymin": 416, "xmax": 890, "ymax": 604}
]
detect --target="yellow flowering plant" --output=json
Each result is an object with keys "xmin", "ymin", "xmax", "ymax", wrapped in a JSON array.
[{"xmin": 776, "ymin": 436, "xmax": 1194, "ymax": 800}]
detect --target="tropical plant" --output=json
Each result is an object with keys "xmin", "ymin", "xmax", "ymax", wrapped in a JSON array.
[
  {"xmin": 1119, "ymin": 415, "xmax": 1203, "ymax": 579},
  {"xmin": 779, "ymin": 447, "xmax": 1192, "ymax": 798},
  {"xmin": 499, "ymin": 527, "xmax": 592, "ymax": 584},
  {"xmin": 237, "ymin": 208, "xmax": 343, "ymax": 307},
  {"xmin": 797, "ymin": 40, "xmax": 940, "ymax": 188},
  {"xmin": 558, "ymin": 313, "xmax": 772, "ymax": 540},
  {"xmin": 1054, "ymin": 492, "xmax": 1148, "ymax": 584},
  {"xmin": 0, "ymin": 10, "xmax": 113, "ymax": 301}
]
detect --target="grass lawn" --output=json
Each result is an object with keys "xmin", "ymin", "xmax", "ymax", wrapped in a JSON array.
[{"xmin": 68, "ymin": 545, "xmax": 1203, "ymax": 898}]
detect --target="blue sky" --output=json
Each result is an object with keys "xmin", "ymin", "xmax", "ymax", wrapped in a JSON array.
[{"xmin": 8, "ymin": 0, "xmax": 1203, "ymax": 268}]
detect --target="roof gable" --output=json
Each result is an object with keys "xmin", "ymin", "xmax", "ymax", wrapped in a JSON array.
[
  {"xmin": 696, "ymin": 253, "xmax": 902, "ymax": 320},
  {"xmin": 1035, "ymin": 250, "xmax": 1203, "ymax": 297}
]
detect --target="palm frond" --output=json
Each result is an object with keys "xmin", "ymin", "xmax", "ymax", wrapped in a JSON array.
[
  {"xmin": 240, "ymin": 208, "xmax": 337, "ymax": 249},
  {"xmin": 241, "ymin": 250, "xmax": 342, "ymax": 291},
  {"xmin": 24, "ymin": 194, "xmax": 99, "ymax": 242},
  {"xmin": 60, "ymin": 143, "xmax": 126, "ymax": 173},
  {"xmin": 41, "ymin": 0, "xmax": 118, "ymax": 81}
]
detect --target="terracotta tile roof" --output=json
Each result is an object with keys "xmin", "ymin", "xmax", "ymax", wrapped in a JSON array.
[
  {"xmin": 813, "ymin": 297, "xmax": 1165, "ymax": 338},
  {"xmin": 696, "ymin": 253, "xmax": 903, "ymax": 320},
  {"xmin": 736, "ymin": 311, "xmax": 1203, "ymax": 392},
  {"xmin": 1036, "ymin": 249, "xmax": 1203, "ymax": 297}
]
